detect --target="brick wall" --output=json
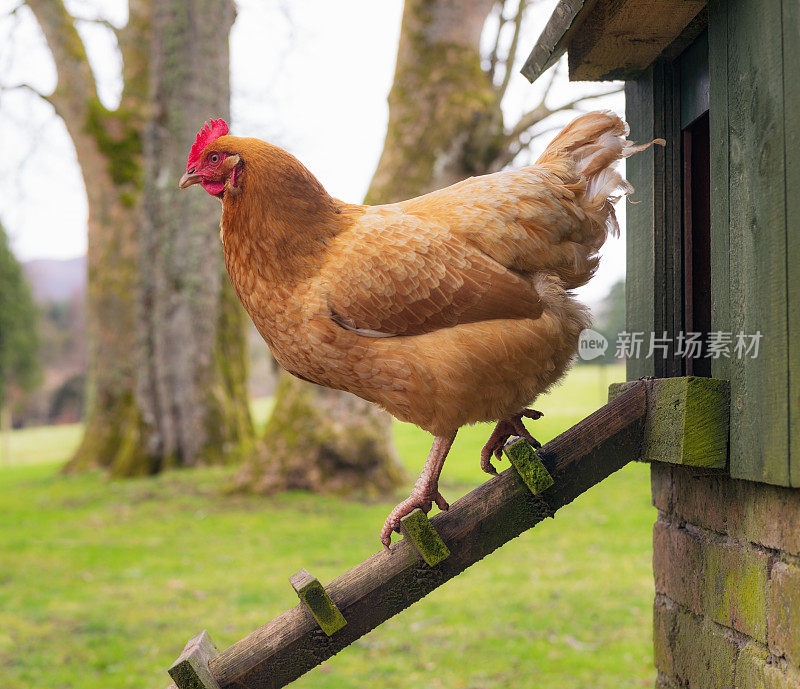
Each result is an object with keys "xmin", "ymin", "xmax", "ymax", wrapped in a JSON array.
[{"xmin": 651, "ymin": 463, "xmax": 800, "ymax": 689}]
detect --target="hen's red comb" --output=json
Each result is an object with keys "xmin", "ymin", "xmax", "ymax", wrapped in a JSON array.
[{"xmin": 186, "ymin": 118, "xmax": 229, "ymax": 170}]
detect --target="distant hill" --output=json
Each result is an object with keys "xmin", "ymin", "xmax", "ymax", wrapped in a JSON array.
[{"xmin": 23, "ymin": 256, "xmax": 86, "ymax": 303}]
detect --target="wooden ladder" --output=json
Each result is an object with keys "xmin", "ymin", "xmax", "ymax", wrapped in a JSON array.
[{"xmin": 164, "ymin": 381, "xmax": 648, "ymax": 689}]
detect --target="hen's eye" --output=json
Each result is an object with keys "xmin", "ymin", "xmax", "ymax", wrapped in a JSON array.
[{"xmin": 209, "ymin": 153, "xmax": 220, "ymax": 164}]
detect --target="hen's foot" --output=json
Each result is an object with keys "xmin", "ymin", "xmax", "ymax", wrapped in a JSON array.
[
  {"xmin": 380, "ymin": 489, "xmax": 449, "ymax": 551},
  {"xmin": 380, "ymin": 432, "xmax": 456, "ymax": 551},
  {"xmin": 480, "ymin": 409, "xmax": 543, "ymax": 475}
]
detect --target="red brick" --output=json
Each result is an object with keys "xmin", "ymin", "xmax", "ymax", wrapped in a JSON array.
[
  {"xmin": 731, "ymin": 484, "xmax": 800, "ymax": 558},
  {"xmin": 651, "ymin": 463, "xmax": 673, "ymax": 512},
  {"xmin": 654, "ymin": 598, "xmax": 739, "ymax": 688},
  {"xmin": 767, "ymin": 562, "xmax": 800, "ymax": 666},
  {"xmin": 735, "ymin": 641, "xmax": 800, "ymax": 689},
  {"xmin": 668, "ymin": 465, "xmax": 736, "ymax": 534},
  {"xmin": 653, "ymin": 521, "xmax": 704, "ymax": 614},
  {"xmin": 703, "ymin": 540, "xmax": 771, "ymax": 642}
]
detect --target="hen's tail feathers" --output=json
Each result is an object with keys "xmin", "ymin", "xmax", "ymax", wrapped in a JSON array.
[{"xmin": 537, "ymin": 111, "xmax": 665, "ymax": 237}]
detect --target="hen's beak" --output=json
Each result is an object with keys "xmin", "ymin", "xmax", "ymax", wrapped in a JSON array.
[{"xmin": 178, "ymin": 170, "xmax": 202, "ymax": 189}]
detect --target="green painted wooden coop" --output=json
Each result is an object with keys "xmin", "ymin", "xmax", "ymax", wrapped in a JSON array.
[{"xmin": 523, "ymin": 1, "xmax": 800, "ymax": 687}]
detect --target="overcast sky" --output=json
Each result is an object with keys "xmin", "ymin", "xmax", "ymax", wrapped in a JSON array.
[{"xmin": 0, "ymin": 0, "xmax": 625, "ymax": 305}]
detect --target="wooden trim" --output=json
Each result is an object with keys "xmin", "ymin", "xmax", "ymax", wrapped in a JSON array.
[
  {"xmin": 727, "ymin": 0, "xmax": 789, "ymax": 486},
  {"xmin": 651, "ymin": 59, "xmax": 685, "ymax": 378},
  {"xmin": 625, "ymin": 70, "xmax": 656, "ymax": 379},
  {"xmin": 196, "ymin": 384, "xmax": 647, "ymax": 689},
  {"xmin": 707, "ymin": 0, "xmax": 730, "ymax": 382},
  {"xmin": 521, "ymin": 0, "xmax": 705, "ymax": 83},
  {"xmin": 609, "ymin": 377, "xmax": 730, "ymax": 468},
  {"xmin": 520, "ymin": 0, "xmax": 593, "ymax": 82},
  {"xmin": 783, "ymin": 0, "xmax": 800, "ymax": 486}
]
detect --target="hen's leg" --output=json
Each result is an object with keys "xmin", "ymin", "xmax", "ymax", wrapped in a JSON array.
[
  {"xmin": 380, "ymin": 431, "xmax": 457, "ymax": 550},
  {"xmin": 480, "ymin": 409, "xmax": 543, "ymax": 474}
]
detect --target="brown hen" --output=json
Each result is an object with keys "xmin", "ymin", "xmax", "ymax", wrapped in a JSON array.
[{"xmin": 179, "ymin": 113, "xmax": 662, "ymax": 548}]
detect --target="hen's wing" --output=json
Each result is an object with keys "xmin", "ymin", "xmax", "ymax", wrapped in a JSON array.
[
  {"xmin": 320, "ymin": 208, "xmax": 543, "ymax": 338},
  {"xmin": 398, "ymin": 164, "xmax": 601, "ymax": 290}
]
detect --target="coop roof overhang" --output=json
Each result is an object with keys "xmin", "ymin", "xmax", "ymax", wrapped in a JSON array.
[{"xmin": 521, "ymin": 0, "xmax": 707, "ymax": 83}]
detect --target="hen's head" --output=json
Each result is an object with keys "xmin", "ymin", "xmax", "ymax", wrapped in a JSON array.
[{"xmin": 179, "ymin": 118, "xmax": 242, "ymax": 198}]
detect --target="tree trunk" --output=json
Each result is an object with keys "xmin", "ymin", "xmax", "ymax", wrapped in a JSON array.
[
  {"xmin": 235, "ymin": 0, "xmax": 501, "ymax": 496},
  {"xmin": 137, "ymin": 0, "xmax": 252, "ymax": 473},
  {"xmin": 26, "ymin": 0, "xmax": 151, "ymax": 474},
  {"xmin": 26, "ymin": 0, "xmax": 253, "ymax": 476}
]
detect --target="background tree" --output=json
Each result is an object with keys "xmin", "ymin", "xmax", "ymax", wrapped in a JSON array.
[
  {"xmin": 236, "ymin": 0, "xmax": 620, "ymax": 494},
  {"xmin": 0, "ymin": 219, "xmax": 40, "ymax": 415},
  {"xmin": 592, "ymin": 278, "xmax": 626, "ymax": 364},
  {"xmin": 13, "ymin": 0, "xmax": 252, "ymax": 475}
]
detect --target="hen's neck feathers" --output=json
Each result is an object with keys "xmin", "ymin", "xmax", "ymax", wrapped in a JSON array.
[{"xmin": 220, "ymin": 139, "xmax": 356, "ymax": 288}]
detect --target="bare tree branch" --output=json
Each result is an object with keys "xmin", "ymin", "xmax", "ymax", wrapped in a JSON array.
[
  {"xmin": 497, "ymin": 0, "xmax": 527, "ymax": 101},
  {"xmin": 25, "ymin": 0, "xmax": 98, "ymax": 120},
  {"xmin": 4, "ymin": 1, "xmax": 27, "ymax": 18},
  {"xmin": 75, "ymin": 16, "xmax": 119, "ymax": 36},
  {"xmin": 0, "ymin": 82, "xmax": 54, "ymax": 106},
  {"xmin": 489, "ymin": 80, "xmax": 623, "ymax": 171},
  {"xmin": 487, "ymin": 1, "xmax": 508, "ymax": 83},
  {"xmin": 507, "ymin": 85, "xmax": 623, "ymax": 147}
]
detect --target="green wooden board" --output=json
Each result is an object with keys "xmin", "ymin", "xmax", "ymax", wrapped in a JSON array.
[
  {"xmin": 784, "ymin": 0, "xmax": 800, "ymax": 486},
  {"xmin": 503, "ymin": 438, "xmax": 555, "ymax": 495},
  {"xmin": 727, "ymin": 0, "xmax": 790, "ymax": 486},
  {"xmin": 708, "ymin": 0, "xmax": 731, "ymax": 383},
  {"xmin": 289, "ymin": 569, "xmax": 347, "ymax": 636},
  {"xmin": 399, "ymin": 508, "xmax": 450, "ymax": 567},
  {"xmin": 625, "ymin": 71, "xmax": 657, "ymax": 380}
]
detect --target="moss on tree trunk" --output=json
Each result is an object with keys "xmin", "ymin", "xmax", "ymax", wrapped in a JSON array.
[{"xmin": 29, "ymin": 0, "xmax": 253, "ymax": 476}]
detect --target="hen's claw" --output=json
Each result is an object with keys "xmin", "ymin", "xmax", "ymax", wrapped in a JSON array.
[
  {"xmin": 480, "ymin": 409, "xmax": 544, "ymax": 474},
  {"xmin": 380, "ymin": 490, "xmax": 449, "ymax": 550}
]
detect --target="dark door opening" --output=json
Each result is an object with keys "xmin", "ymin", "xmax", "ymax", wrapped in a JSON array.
[{"xmin": 682, "ymin": 110, "xmax": 711, "ymax": 376}]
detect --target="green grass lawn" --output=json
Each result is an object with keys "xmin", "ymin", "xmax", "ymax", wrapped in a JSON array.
[{"xmin": 0, "ymin": 363, "xmax": 656, "ymax": 689}]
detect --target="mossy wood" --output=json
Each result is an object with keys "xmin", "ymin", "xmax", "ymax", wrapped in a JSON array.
[
  {"xmin": 503, "ymin": 438, "xmax": 555, "ymax": 495},
  {"xmin": 609, "ymin": 377, "xmax": 729, "ymax": 469},
  {"xmin": 399, "ymin": 508, "xmax": 451, "ymax": 567},
  {"xmin": 168, "ymin": 630, "xmax": 221, "ymax": 689},
  {"xmin": 521, "ymin": 0, "xmax": 704, "ymax": 82},
  {"xmin": 159, "ymin": 383, "xmax": 645, "ymax": 689},
  {"xmin": 289, "ymin": 569, "xmax": 347, "ymax": 636}
]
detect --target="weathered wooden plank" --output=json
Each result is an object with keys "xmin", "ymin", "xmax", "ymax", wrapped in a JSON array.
[
  {"xmin": 566, "ymin": 0, "xmax": 706, "ymax": 81},
  {"xmin": 520, "ymin": 0, "xmax": 589, "ymax": 82},
  {"xmin": 168, "ymin": 630, "xmax": 221, "ymax": 689},
  {"xmin": 205, "ymin": 384, "xmax": 647, "ymax": 689},
  {"xmin": 708, "ymin": 0, "xmax": 730, "ymax": 382},
  {"xmin": 610, "ymin": 377, "xmax": 730, "ymax": 469},
  {"xmin": 399, "ymin": 509, "xmax": 450, "ymax": 567},
  {"xmin": 727, "ymin": 0, "xmax": 789, "ymax": 485},
  {"xmin": 289, "ymin": 569, "xmax": 347, "ymax": 636},
  {"xmin": 784, "ymin": 0, "xmax": 800, "ymax": 486},
  {"xmin": 679, "ymin": 30, "xmax": 709, "ymax": 129},
  {"xmin": 660, "ymin": 59, "xmax": 684, "ymax": 378},
  {"xmin": 625, "ymin": 70, "xmax": 656, "ymax": 380}
]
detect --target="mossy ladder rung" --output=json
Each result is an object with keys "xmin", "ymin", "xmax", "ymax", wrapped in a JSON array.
[
  {"xmin": 289, "ymin": 568, "xmax": 347, "ymax": 636},
  {"xmin": 168, "ymin": 629, "xmax": 221, "ymax": 689},
  {"xmin": 400, "ymin": 508, "xmax": 451, "ymax": 566},
  {"xmin": 503, "ymin": 437, "xmax": 554, "ymax": 495}
]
